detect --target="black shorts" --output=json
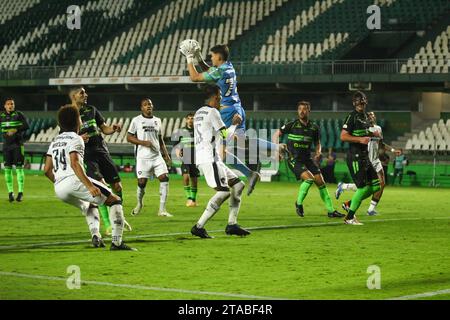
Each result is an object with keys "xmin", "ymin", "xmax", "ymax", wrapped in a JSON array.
[
  {"xmin": 288, "ymin": 158, "xmax": 320, "ymax": 180},
  {"xmin": 85, "ymin": 152, "xmax": 121, "ymax": 184},
  {"xmin": 346, "ymin": 153, "xmax": 378, "ymax": 188},
  {"xmin": 181, "ymin": 163, "xmax": 200, "ymax": 178},
  {"xmin": 3, "ymin": 145, "xmax": 24, "ymax": 167}
]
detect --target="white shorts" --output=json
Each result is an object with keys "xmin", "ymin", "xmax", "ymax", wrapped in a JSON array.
[
  {"xmin": 54, "ymin": 176, "xmax": 111, "ymax": 215},
  {"xmin": 136, "ymin": 156, "xmax": 168, "ymax": 179},
  {"xmin": 198, "ymin": 161, "xmax": 238, "ymax": 189},
  {"xmin": 371, "ymin": 159, "xmax": 383, "ymax": 173}
]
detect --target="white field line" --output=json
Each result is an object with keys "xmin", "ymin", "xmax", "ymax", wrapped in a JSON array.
[
  {"xmin": 0, "ymin": 216, "xmax": 449, "ymax": 250},
  {"xmin": 0, "ymin": 271, "xmax": 290, "ymax": 300},
  {"xmin": 387, "ymin": 288, "xmax": 450, "ymax": 300}
]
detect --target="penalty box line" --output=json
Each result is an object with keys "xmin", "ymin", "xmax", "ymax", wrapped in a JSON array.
[
  {"xmin": 0, "ymin": 271, "xmax": 290, "ymax": 300},
  {"xmin": 0, "ymin": 216, "xmax": 449, "ymax": 251}
]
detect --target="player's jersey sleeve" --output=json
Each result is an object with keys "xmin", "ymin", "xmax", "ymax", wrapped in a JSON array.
[
  {"xmin": 342, "ymin": 113, "xmax": 355, "ymax": 133},
  {"xmin": 202, "ymin": 66, "xmax": 222, "ymax": 83},
  {"xmin": 279, "ymin": 121, "xmax": 294, "ymax": 135},
  {"xmin": 127, "ymin": 117, "xmax": 137, "ymax": 135},
  {"xmin": 94, "ymin": 107, "xmax": 105, "ymax": 127},
  {"xmin": 210, "ymin": 109, "xmax": 226, "ymax": 132},
  {"xmin": 68, "ymin": 136, "xmax": 85, "ymax": 155}
]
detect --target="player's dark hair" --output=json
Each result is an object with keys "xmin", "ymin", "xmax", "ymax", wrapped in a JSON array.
[
  {"xmin": 68, "ymin": 86, "xmax": 84, "ymax": 98},
  {"xmin": 141, "ymin": 97, "xmax": 152, "ymax": 106},
  {"xmin": 185, "ymin": 112, "xmax": 195, "ymax": 118},
  {"xmin": 352, "ymin": 91, "xmax": 368, "ymax": 104},
  {"xmin": 297, "ymin": 101, "xmax": 311, "ymax": 110},
  {"xmin": 58, "ymin": 104, "xmax": 80, "ymax": 133},
  {"xmin": 204, "ymin": 85, "xmax": 220, "ymax": 101},
  {"xmin": 210, "ymin": 44, "xmax": 230, "ymax": 61},
  {"xmin": 4, "ymin": 97, "xmax": 14, "ymax": 104}
]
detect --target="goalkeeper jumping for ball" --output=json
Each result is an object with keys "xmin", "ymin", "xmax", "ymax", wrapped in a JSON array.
[{"xmin": 179, "ymin": 40, "xmax": 283, "ymax": 195}]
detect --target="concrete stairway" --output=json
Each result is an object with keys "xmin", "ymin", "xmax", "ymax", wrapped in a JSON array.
[{"xmin": 391, "ymin": 119, "xmax": 437, "ymax": 151}]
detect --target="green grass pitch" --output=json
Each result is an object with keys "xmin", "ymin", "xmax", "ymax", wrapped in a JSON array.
[{"xmin": 0, "ymin": 174, "xmax": 449, "ymax": 300}]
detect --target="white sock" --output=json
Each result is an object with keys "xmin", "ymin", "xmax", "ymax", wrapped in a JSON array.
[
  {"xmin": 342, "ymin": 183, "xmax": 357, "ymax": 191},
  {"xmin": 109, "ymin": 204, "xmax": 124, "ymax": 246},
  {"xmin": 197, "ymin": 191, "xmax": 230, "ymax": 228},
  {"xmin": 85, "ymin": 207, "xmax": 100, "ymax": 237},
  {"xmin": 159, "ymin": 181, "xmax": 169, "ymax": 212},
  {"xmin": 368, "ymin": 200, "xmax": 378, "ymax": 212},
  {"xmin": 228, "ymin": 181, "xmax": 245, "ymax": 225},
  {"xmin": 137, "ymin": 186, "xmax": 145, "ymax": 207}
]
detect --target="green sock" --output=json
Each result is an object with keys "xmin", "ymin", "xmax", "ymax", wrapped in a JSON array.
[
  {"xmin": 4, "ymin": 167, "xmax": 13, "ymax": 193},
  {"xmin": 99, "ymin": 205, "xmax": 110, "ymax": 228},
  {"xmin": 16, "ymin": 167, "xmax": 25, "ymax": 193},
  {"xmin": 190, "ymin": 187, "xmax": 198, "ymax": 201},
  {"xmin": 318, "ymin": 185, "xmax": 334, "ymax": 213},
  {"xmin": 297, "ymin": 179, "xmax": 314, "ymax": 205},
  {"xmin": 184, "ymin": 186, "xmax": 191, "ymax": 200},
  {"xmin": 349, "ymin": 185, "xmax": 373, "ymax": 213}
]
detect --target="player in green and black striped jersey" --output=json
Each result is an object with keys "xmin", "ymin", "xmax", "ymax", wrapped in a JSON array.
[
  {"xmin": 1, "ymin": 98, "xmax": 29, "ymax": 202},
  {"xmin": 174, "ymin": 113, "xmax": 200, "ymax": 207},
  {"xmin": 340, "ymin": 91, "xmax": 381, "ymax": 225},
  {"xmin": 273, "ymin": 101, "xmax": 345, "ymax": 218}
]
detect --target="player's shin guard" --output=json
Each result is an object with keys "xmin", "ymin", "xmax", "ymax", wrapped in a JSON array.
[
  {"xmin": 190, "ymin": 187, "xmax": 198, "ymax": 201},
  {"xmin": 197, "ymin": 191, "xmax": 230, "ymax": 228},
  {"xmin": 318, "ymin": 185, "xmax": 334, "ymax": 213},
  {"xmin": 16, "ymin": 167, "xmax": 24, "ymax": 193},
  {"xmin": 109, "ymin": 204, "xmax": 125, "ymax": 246},
  {"xmin": 348, "ymin": 185, "xmax": 373, "ymax": 219},
  {"xmin": 4, "ymin": 167, "xmax": 13, "ymax": 193},
  {"xmin": 159, "ymin": 181, "xmax": 169, "ymax": 212},
  {"xmin": 85, "ymin": 207, "xmax": 101, "ymax": 237},
  {"xmin": 137, "ymin": 186, "xmax": 145, "ymax": 206},
  {"xmin": 184, "ymin": 185, "xmax": 191, "ymax": 200},
  {"xmin": 99, "ymin": 205, "xmax": 110, "ymax": 229},
  {"xmin": 228, "ymin": 181, "xmax": 245, "ymax": 225},
  {"xmin": 297, "ymin": 179, "xmax": 313, "ymax": 205}
]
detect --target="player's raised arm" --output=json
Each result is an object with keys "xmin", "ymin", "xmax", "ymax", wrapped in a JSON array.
[{"xmin": 97, "ymin": 108, "xmax": 121, "ymax": 135}]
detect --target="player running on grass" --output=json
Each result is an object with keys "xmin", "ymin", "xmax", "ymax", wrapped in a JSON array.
[
  {"xmin": 69, "ymin": 86, "xmax": 131, "ymax": 235},
  {"xmin": 272, "ymin": 101, "xmax": 345, "ymax": 219},
  {"xmin": 127, "ymin": 98, "xmax": 172, "ymax": 217},
  {"xmin": 340, "ymin": 91, "xmax": 382, "ymax": 225},
  {"xmin": 191, "ymin": 86, "xmax": 250, "ymax": 239},
  {"xmin": 181, "ymin": 41, "xmax": 277, "ymax": 196},
  {"xmin": 44, "ymin": 105, "xmax": 135, "ymax": 251},
  {"xmin": 1, "ymin": 98, "xmax": 29, "ymax": 202},
  {"xmin": 174, "ymin": 113, "xmax": 200, "ymax": 207},
  {"xmin": 335, "ymin": 111, "xmax": 398, "ymax": 215}
]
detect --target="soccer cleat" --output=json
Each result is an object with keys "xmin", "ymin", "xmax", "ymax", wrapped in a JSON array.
[
  {"xmin": 367, "ymin": 210, "xmax": 378, "ymax": 216},
  {"xmin": 335, "ymin": 182, "xmax": 344, "ymax": 199},
  {"xmin": 246, "ymin": 171, "xmax": 260, "ymax": 196},
  {"xmin": 328, "ymin": 210, "xmax": 346, "ymax": 218},
  {"xmin": 342, "ymin": 200, "xmax": 351, "ymax": 213},
  {"xmin": 8, "ymin": 192, "xmax": 14, "ymax": 203},
  {"xmin": 131, "ymin": 204, "xmax": 142, "ymax": 216},
  {"xmin": 191, "ymin": 225, "xmax": 213, "ymax": 239},
  {"xmin": 158, "ymin": 211, "xmax": 173, "ymax": 217},
  {"xmin": 91, "ymin": 235, "xmax": 106, "ymax": 248},
  {"xmin": 124, "ymin": 219, "xmax": 132, "ymax": 232},
  {"xmin": 295, "ymin": 202, "xmax": 304, "ymax": 217},
  {"xmin": 344, "ymin": 216, "xmax": 364, "ymax": 225},
  {"xmin": 225, "ymin": 224, "xmax": 251, "ymax": 236},
  {"xmin": 16, "ymin": 192, "xmax": 23, "ymax": 202},
  {"xmin": 110, "ymin": 242, "xmax": 137, "ymax": 251}
]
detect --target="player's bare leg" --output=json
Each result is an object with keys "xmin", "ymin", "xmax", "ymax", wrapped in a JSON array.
[
  {"xmin": 157, "ymin": 174, "xmax": 172, "ymax": 217},
  {"xmin": 132, "ymin": 178, "xmax": 147, "ymax": 216}
]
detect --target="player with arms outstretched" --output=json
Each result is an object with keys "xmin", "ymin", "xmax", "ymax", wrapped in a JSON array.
[
  {"xmin": 127, "ymin": 98, "xmax": 172, "ymax": 217},
  {"xmin": 44, "ymin": 105, "xmax": 135, "ymax": 251},
  {"xmin": 191, "ymin": 86, "xmax": 250, "ymax": 239}
]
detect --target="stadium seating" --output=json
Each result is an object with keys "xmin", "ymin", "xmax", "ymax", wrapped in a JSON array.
[{"xmin": 405, "ymin": 119, "xmax": 450, "ymax": 153}]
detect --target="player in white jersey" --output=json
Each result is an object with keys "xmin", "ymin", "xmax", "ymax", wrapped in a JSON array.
[
  {"xmin": 336, "ymin": 112, "xmax": 397, "ymax": 215},
  {"xmin": 127, "ymin": 98, "xmax": 172, "ymax": 217},
  {"xmin": 44, "ymin": 105, "xmax": 135, "ymax": 250},
  {"xmin": 190, "ymin": 86, "xmax": 250, "ymax": 239}
]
